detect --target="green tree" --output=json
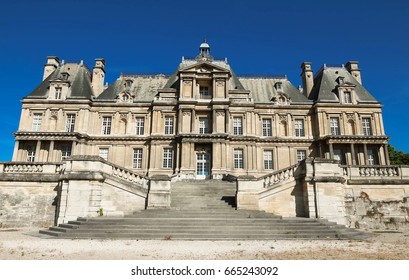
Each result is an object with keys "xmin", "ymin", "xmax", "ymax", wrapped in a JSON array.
[{"xmin": 388, "ymin": 144, "xmax": 409, "ymax": 165}]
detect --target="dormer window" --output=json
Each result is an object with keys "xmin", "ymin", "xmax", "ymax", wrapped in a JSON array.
[
  {"xmin": 337, "ymin": 76, "xmax": 345, "ymax": 85},
  {"xmin": 125, "ymin": 79, "xmax": 133, "ymax": 89},
  {"xmin": 55, "ymin": 87, "xmax": 62, "ymax": 99},
  {"xmin": 344, "ymin": 92, "xmax": 352, "ymax": 104},
  {"xmin": 61, "ymin": 72, "xmax": 69, "ymax": 80},
  {"xmin": 275, "ymin": 82, "xmax": 283, "ymax": 92}
]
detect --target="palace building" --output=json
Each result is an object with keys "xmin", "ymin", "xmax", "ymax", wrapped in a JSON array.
[
  {"xmin": 3, "ymin": 40, "xmax": 408, "ymax": 231},
  {"xmin": 12, "ymin": 40, "xmax": 389, "ymax": 179}
]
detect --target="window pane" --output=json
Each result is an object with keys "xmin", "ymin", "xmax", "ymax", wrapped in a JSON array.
[
  {"xmin": 330, "ymin": 117, "xmax": 340, "ymax": 135},
  {"xmin": 61, "ymin": 145, "xmax": 72, "ymax": 160},
  {"xmin": 27, "ymin": 145, "xmax": 35, "ymax": 162},
  {"xmin": 262, "ymin": 119, "xmax": 272, "ymax": 136},
  {"xmin": 32, "ymin": 113, "xmax": 42, "ymax": 131},
  {"xmin": 295, "ymin": 119, "xmax": 305, "ymax": 137},
  {"xmin": 234, "ymin": 149, "xmax": 244, "ymax": 169},
  {"xmin": 165, "ymin": 117, "xmax": 174, "ymax": 134},
  {"xmin": 99, "ymin": 148, "xmax": 108, "ymax": 161},
  {"xmin": 102, "ymin": 117, "xmax": 112, "ymax": 135},
  {"xmin": 135, "ymin": 117, "xmax": 144, "ymax": 135},
  {"xmin": 66, "ymin": 114, "xmax": 76, "ymax": 132},
  {"xmin": 233, "ymin": 117, "xmax": 243, "ymax": 135},
  {"xmin": 133, "ymin": 148, "xmax": 143, "ymax": 168},
  {"xmin": 263, "ymin": 150, "xmax": 273, "ymax": 169},
  {"xmin": 163, "ymin": 148, "xmax": 173, "ymax": 168},
  {"xmin": 297, "ymin": 150, "xmax": 306, "ymax": 162},
  {"xmin": 199, "ymin": 118, "xmax": 209, "ymax": 134},
  {"xmin": 362, "ymin": 118, "xmax": 372, "ymax": 136}
]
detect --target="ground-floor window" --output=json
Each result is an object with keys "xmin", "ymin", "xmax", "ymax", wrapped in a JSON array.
[
  {"xmin": 99, "ymin": 148, "xmax": 109, "ymax": 161},
  {"xmin": 26, "ymin": 145, "xmax": 35, "ymax": 162},
  {"xmin": 234, "ymin": 149, "xmax": 244, "ymax": 169},
  {"xmin": 297, "ymin": 150, "xmax": 307, "ymax": 162},
  {"xmin": 163, "ymin": 148, "xmax": 173, "ymax": 169},
  {"xmin": 133, "ymin": 148, "xmax": 143, "ymax": 168},
  {"xmin": 263, "ymin": 150, "xmax": 273, "ymax": 170}
]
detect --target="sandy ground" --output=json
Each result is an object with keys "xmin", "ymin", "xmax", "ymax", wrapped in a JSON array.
[{"xmin": 1, "ymin": 228, "xmax": 409, "ymax": 260}]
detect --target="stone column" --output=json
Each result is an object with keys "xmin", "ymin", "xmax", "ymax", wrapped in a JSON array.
[
  {"xmin": 35, "ymin": 140, "xmax": 41, "ymax": 162},
  {"xmin": 384, "ymin": 144, "xmax": 390, "ymax": 165},
  {"xmin": 12, "ymin": 140, "xmax": 19, "ymax": 161},
  {"xmin": 48, "ymin": 140, "xmax": 55, "ymax": 162},
  {"xmin": 329, "ymin": 143, "xmax": 334, "ymax": 160},
  {"xmin": 363, "ymin": 143, "xmax": 368, "ymax": 165},
  {"xmin": 191, "ymin": 110, "xmax": 196, "ymax": 133},
  {"xmin": 350, "ymin": 143, "xmax": 356, "ymax": 165}
]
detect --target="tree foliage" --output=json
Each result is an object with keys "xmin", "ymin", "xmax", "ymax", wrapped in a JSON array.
[{"xmin": 388, "ymin": 144, "xmax": 409, "ymax": 165}]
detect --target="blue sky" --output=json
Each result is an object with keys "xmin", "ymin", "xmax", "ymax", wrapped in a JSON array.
[{"xmin": 0, "ymin": 0, "xmax": 408, "ymax": 161}]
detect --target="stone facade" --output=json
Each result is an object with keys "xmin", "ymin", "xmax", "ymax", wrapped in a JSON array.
[
  {"xmin": 1, "ymin": 40, "xmax": 407, "ymax": 229},
  {"xmin": 10, "ymin": 41, "xmax": 389, "ymax": 180}
]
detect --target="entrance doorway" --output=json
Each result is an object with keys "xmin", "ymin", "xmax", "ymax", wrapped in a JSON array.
[{"xmin": 195, "ymin": 144, "xmax": 211, "ymax": 179}]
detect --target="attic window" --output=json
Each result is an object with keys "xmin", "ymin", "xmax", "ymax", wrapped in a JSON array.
[
  {"xmin": 61, "ymin": 72, "xmax": 69, "ymax": 80},
  {"xmin": 275, "ymin": 82, "xmax": 283, "ymax": 92},
  {"xmin": 344, "ymin": 92, "xmax": 352, "ymax": 104},
  {"xmin": 125, "ymin": 79, "xmax": 133, "ymax": 89},
  {"xmin": 337, "ymin": 76, "xmax": 345, "ymax": 85}
]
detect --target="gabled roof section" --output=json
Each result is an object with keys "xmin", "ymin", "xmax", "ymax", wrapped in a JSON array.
[
  {"xmin": 238, "ymin": 77, "xmax": 311, "ymax": 104},
  {"xmin": 96, "ymin": 74, "xmax": 169, "ymax": 102},
  {"xmin": 24, "ymin": 62, "xmax": 93, "ymax": 99},
  {"xmin": 309, "ymin": 66, "xmax": 379, "ymax": 103}
]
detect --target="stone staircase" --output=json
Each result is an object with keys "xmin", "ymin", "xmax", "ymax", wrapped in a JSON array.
[{"xmin": 39, "ymin": 180, "xmax": 370, "ymax": 240}]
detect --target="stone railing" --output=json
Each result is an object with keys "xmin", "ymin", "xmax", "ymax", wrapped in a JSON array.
[
  {"xmin": 262, "ymin": 164, "xmax": 298, "ymax": 188},
  {"xmin": 0, "ymin": 162, "xmax": 63, "ymax": 174},
  {"xmin": 343, "ymin": 165, "xmax": 409, "ymax": 180},
  {"xmin": 111, "ymin": 165, "xmax": 148, "ymax": 189}
]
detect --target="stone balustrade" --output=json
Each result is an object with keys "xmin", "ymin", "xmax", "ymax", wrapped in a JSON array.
[
  {"xmin": 262, "ymin": 164, "xmax": 298, "ymax": 188},
  {"xmin": 111, "ymin": 165, "xmax": 148, "ymax": 189},
  {"xmin": 343, "ymin": 165, "xmax": 409, "ymax": 180},
  {"xmin": 0, "ymin": 162, "xmax": 62, "ymax": 174}
]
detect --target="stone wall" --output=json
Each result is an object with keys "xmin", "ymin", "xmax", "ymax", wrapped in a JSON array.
[{"xmin": 0, "ymin": 181, "xmax": 58, "ymax": 228}]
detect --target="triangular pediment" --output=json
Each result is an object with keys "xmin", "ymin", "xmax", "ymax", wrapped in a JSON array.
[{"xmin": 179, "ymin": 61, "xmax": 230, "ymax": 74}]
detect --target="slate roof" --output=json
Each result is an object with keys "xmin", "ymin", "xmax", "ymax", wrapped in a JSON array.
[
  {"xmin": 97, "ymin": 74, "xmax": 169, "ymax": 102},
  {"xmin": 309, "ymin": 66, "xmax": 379, "ymax": 103},
  {"xmin": 238, "ymin": 77, "xmax": 310, "ymax": 104},
  {"xmin": 25, "ymin": 63, "xmax": 94, "ymax": 99}
]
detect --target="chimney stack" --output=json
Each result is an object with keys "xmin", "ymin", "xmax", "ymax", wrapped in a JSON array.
[
  {"xmin": 346, "ymin": 61, "xmax": 362, "ymax": 84},
  {"xmin": 92, "ymin": 58, "xmax": 106, "ymax": 97},
  {"xmin": 43, "ymin": 56, "xmax": 60, "ymax": 81},
  {"xmin": 301, "ymin": 62, "xmax": 314, "ymax": 98}
]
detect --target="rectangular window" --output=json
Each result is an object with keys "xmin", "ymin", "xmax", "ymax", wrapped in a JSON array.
[
  {"xmin": 233, "ymin": 117, "xmax": 243, "ymax": 135},
  {"xmin": 163, "ymin": 148, "xmax": 173, "ymax": 169},
  {"xmin": 262, "ymin": 119, "xmax": 272, "ymax": 136},
  {"xmin": 199, "ymin": 86, "xmax": 209, "ymax": 98},
  {"xmin": 344, "ymin": 92, "xmax": 352, "ymax": 104},
  {"xmin": 234, "ymin": 149, "xmax": 244, "ymax": 169},
  {"xmin": 66, "ymin": 114, "xmax": 76, "ymax": 132},
  {"xmin": 99, "ymin": 148, "xmax": 108, "ymax": 161},
  {"xmin": 330, "ymin": 117, "xmax": 340, "ymax": 136},
  {"xmin": 61, "ymin": 145, "xmax": 72, "ymax": 160},
  {"xmin": 367, "ymin": 149, "xmax": 378, "ymax": 165},
  {"xmin": 362, "ymin": 117, "xmax": 372, "ymax": 136},
  {"xmin": 135, "ymin": 117, "xmax": 144, "ymax": 135},
  {"xmin": 27, "ymin": 145, "xmax": 35, "ymax": 162},
  {"xmin": 263, "ymin": 150, "xmax": 273, "ymax": 170},
  {"xmin": 199, "ymin": 118, "xmax": 209, "ymax": 134},
  {"xmin": 295, "ymin": 119, "xmax": 305, "ymax": 137},
  {"xmin": 133, "ymin": 148, "xmax": 143, "ymax": 169},
  {"xmin": 55, "ymin": 87, "xmax": 62, "ymax": 99},
  {"xmin": 164, "ymin": 116, "xmax": 174, "ymax": 135},
  {"xmin": 32, "ymin": 113, "xmax": 42, "ymax": 131},
  {"xmin": 102, "ymin": 116, "xmax": 112, "ymax": 135},
  {"xmin": 333, "ymin": 148, "xmax": 346, "ymax": 165},
  {"xmin": 297, "ymin": 150, "xmax": 307, "ymax": 162}
]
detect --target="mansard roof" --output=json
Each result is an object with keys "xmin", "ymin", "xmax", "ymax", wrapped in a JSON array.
[
  {"xmin": 309, "ymin": 66, "xmax": 378, "ymax": 103},
  {"xmin": 25, "ymin": 63, "xmax": 94, "ymax": 100},
  {"xmin": 96, "ymin": 74, "xmax": 169, "ymax": 102}
]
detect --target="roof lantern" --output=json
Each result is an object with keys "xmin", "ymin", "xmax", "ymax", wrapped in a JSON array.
[{"xmin": 196, "ymin": 37, "xmax": 213, "ymax": 62}]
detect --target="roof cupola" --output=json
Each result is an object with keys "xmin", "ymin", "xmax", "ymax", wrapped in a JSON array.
[{"xmin": 196, "ymin": 37, "xmax": 213, "ymax": 62}]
